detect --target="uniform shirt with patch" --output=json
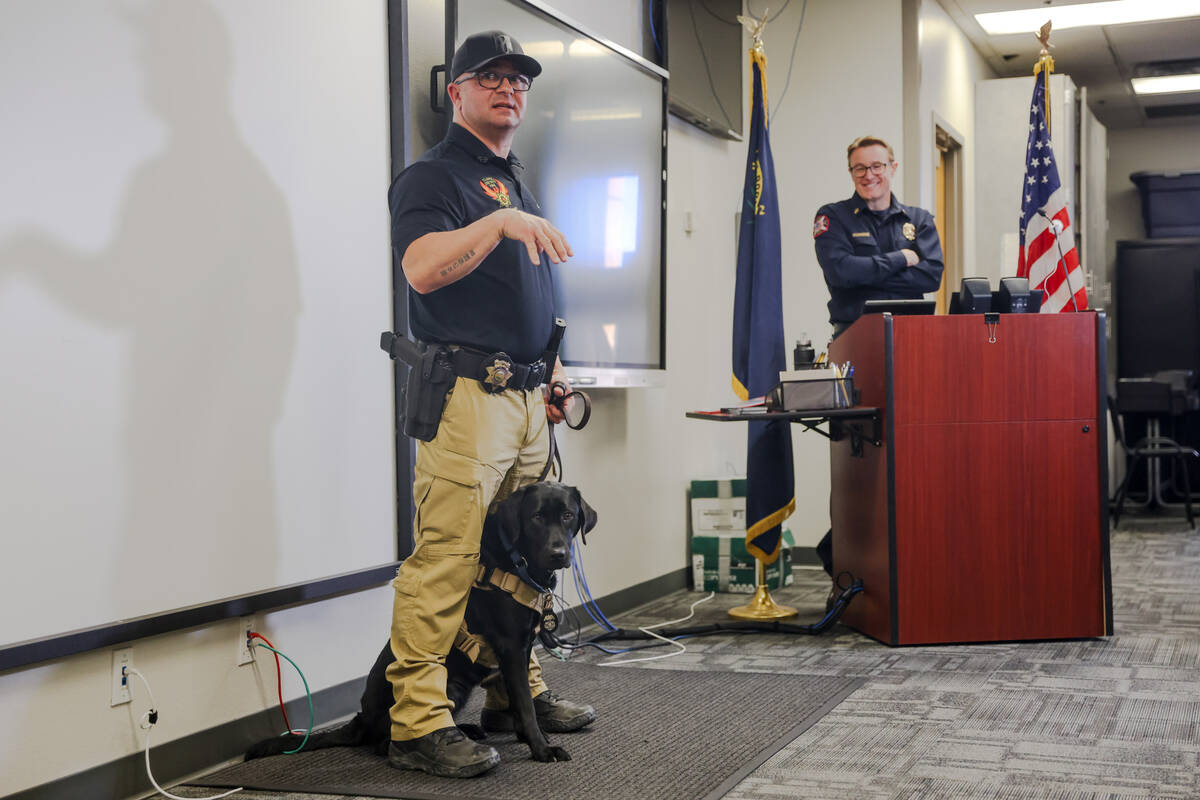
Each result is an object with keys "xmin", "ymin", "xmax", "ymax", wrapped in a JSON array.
[
  {"xmin": 389, "ymin": 123, "xmax": 556, "ymax": 363},
  {"xmin": 812, "ymin": 192, "xmax": 944, "ymax": 327}
]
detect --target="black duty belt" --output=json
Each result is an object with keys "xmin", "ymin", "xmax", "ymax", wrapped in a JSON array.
[{"xmin": 449, "ymin": 346, "xmax": 547, "ymax": 393}]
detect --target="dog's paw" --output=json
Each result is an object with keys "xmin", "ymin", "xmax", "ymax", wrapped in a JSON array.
[
  {"xmin": 458, "ymin": 723, "xmax": 488, "ymax": 741},
  {"xmin": 531, "ymin": 745, "xmax": 571, "ymax": 762}
]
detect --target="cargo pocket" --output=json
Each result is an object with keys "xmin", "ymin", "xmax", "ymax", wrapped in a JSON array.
[
  {"xmin": 411, "ymin": 447, "xmax": 490, "ymax": 556},
  {"xmin": 394, "ymin": 569, "xmax": 422, "ymax": 597}
]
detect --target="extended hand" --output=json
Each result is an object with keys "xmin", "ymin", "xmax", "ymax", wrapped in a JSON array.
[
  {"xmin": 900, "ymin": 248, "xmax": 920, "ymax": 267},
  {"xmin": 498, "ymin": 209, "xmax": 573, "ymax": 265}
]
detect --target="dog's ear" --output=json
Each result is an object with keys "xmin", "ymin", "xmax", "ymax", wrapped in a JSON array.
[
  {"xmin": 495, "ymin": 486, "xmax": 530, "ymax": 543},
  {"xmin": 569, "ymin": 485, "xmax": 597, "ymax": 543}
]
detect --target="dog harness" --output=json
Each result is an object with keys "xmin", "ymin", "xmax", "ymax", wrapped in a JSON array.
[
  {"xmin": 473, "ymin": 564, "xmax": 554, "ymax": 616},
  {"xmin": 451, "ymin": 565, "xmax": 556, "ymax": 665}
]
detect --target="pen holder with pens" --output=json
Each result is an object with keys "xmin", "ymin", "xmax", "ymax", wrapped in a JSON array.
[{"xmin": 765, "ymin": 375, "xmax": 855, "ymax": 411}]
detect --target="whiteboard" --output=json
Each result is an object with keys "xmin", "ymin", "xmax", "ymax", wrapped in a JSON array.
[{"xmin": 0, "ymin": 0, "xmax": 396, "ymax": 648}]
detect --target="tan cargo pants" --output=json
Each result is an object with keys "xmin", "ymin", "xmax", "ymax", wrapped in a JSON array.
[{"xmin": 386, "ymin": 376, "xmax": 551, "ymax": 741}]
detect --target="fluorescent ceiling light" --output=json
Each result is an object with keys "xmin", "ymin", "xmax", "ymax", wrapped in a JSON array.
[
  {"xmin": 1132, "ymin": 74, "xmax": 1200, "ymax": 94},
  {"xmin": 976, "ymin": 0, "xmax": 1200, "ymax": 35}
]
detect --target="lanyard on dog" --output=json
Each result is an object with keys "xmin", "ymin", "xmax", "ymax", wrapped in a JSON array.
[{"xmin": 490, "ymin": 522, "xmax": 556, "ymax": 596}]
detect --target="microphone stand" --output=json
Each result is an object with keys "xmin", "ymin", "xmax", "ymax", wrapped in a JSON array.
[{"xmin": 1036, "ymin": 208, "xmax": 1080, "ymax": 312}]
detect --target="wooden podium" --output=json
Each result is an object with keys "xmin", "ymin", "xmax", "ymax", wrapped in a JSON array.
[{"xmin": 828, "ymin": 311, "xmax": 1113, "ymax": 645}]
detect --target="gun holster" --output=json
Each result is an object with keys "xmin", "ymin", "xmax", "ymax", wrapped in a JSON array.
[
  {"xmin": 405, "ymin": 343, "xmax": 455, "ymax": 442},
  {"xmin": 381, "ymin": 332, "xmax": 455, "ymax": 442}
]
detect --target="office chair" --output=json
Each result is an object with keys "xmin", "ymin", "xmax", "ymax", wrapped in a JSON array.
[{"xmin": 1108, "ymin": 395, "xmax": 1198, "ymax": 528}]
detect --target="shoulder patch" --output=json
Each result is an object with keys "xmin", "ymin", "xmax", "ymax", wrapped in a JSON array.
[{"xmin": 813, "ymin": 214, "xmax": 830, "ymax": 239}]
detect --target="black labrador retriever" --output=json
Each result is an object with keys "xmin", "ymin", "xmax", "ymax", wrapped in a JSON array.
[{"xmin": 245, "ymin": 482, "xmax": 597, "ymax": 764}]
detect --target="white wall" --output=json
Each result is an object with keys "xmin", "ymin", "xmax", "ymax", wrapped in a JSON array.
[{"xmin": 916, "ymin": 0, "xmax": 997, "ymax": 276}]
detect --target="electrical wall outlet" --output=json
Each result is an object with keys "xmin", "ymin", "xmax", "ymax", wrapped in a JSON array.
[
  {"xmin": 111, "ymin": 647, "xmax": 133, "ymax": 706},
  {"xmin": 236, "ymin": 616, "xmax": 255, "ymax": 666}
]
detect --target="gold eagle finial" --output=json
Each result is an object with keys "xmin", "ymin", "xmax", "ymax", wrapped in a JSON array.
[
  {"xmin": 1036, "ymin": 20, "xmax": 1053, "ymax": 57},
  {"xmin": 737, "ymin": 9, "xmax": 769, "ymax": 55}
]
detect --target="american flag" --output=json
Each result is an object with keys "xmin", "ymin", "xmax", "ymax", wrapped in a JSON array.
[{"xmin": 1017, "ymin": 68, "xmax": 1088, "ymax": 312}]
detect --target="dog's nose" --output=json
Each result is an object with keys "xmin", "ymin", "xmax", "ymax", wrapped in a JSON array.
[{"xmin": 548, "ymin": 546, "xmax": 568, "ymax": 563}]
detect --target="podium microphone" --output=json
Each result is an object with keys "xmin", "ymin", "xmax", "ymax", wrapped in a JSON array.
[{"xmin": 1035, "ymin": 208, "xmax": 1080, "ymax": 312}]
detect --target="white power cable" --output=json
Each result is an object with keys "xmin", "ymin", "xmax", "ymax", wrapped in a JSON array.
[
  {"xmin": 600, "ymin": 591, "xmax": 716, "ymax": 666},
  {"xmin": 124, "ymin": 667, "xmax": 242, "ymax": 800}
]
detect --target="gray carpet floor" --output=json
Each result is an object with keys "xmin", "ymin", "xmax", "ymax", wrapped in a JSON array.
[
  {"xmin": 182, "ymin": 664, "xmax": 860, "ymax": 800},
  {"xmin": 168, "ymin": 514, "xmax": 1200, "ymax": 800}
]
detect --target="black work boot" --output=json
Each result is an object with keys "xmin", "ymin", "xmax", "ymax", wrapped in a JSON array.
[
  {"xmin": 480, "ymin": 690, "xmax": 596, "ymax": 733},
  {"xmin": 387, "ymin": 727, "xmax": 500, "ymax": 778}
]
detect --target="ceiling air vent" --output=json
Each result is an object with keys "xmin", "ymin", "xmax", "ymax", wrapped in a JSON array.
[
  {"xmin": 1134, "ymin": 58, "xmax": 1200, "ymax": 79},
  {"xmin": 1145, "ymin": 103, "xmax": 1200, "ymax": 119}
]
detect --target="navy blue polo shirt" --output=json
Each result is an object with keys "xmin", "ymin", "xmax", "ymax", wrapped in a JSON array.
[
  {"xmin": 812, "ymin": 193, "xmax": 944, "ymax": 327},
  {"xmin": 389, "ymin": 123, "xmax": 556, "ymax": 364}
]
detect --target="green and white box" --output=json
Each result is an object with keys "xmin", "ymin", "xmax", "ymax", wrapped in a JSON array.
[{"xmin": 690, "ymin": 478, "xmax": 794, "ymax": 593}]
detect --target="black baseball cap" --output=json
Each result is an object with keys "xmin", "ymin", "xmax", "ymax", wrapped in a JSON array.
[{"xmin": 451, "ymin": 30, "xmax": 542, "ymax": 81}]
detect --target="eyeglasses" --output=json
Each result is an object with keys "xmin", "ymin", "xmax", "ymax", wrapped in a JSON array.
[
  {"xmin": 455, "ymin": 70, "xmax": 533, "ymax": 92},
  {"xmin": 849, "ymin": 161, "xmax": 891, "ymax": 178}
]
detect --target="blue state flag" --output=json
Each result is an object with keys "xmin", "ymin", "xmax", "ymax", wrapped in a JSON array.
[{"xmin": 731, "ymin": 48, "xmax": 794, "ymax": 564}]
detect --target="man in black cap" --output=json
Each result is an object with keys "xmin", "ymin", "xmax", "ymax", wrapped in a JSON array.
[{"xmin": 383, "ymin": 31, "xmax": 593, "ymax": 778}]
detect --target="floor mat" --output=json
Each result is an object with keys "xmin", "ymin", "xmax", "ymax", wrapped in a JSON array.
[{"xmin": 182, "ymin": 661, "xmax": 862, "ymax": 800}]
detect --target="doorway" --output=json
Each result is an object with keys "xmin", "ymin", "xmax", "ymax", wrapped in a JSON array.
[{"xmin": 934, "ymin": 124, "xmax": 963, "ymax": 314}]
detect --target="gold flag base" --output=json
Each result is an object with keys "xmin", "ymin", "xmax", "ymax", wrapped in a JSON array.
[
  {"xmin": 728, "ymin": 583, "xmax": 797, "ymax": 620},
  {"xmin": 727, "ymin": 560, "xmax": 796, "ymax": 619}
]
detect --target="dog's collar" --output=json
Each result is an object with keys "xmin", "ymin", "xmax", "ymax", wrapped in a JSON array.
[{"xmin": 474, "ymin": 564, "xmax": 555, "ymax": 614}]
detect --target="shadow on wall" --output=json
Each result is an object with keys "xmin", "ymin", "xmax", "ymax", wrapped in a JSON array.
[{"xmin": 0, "ymin": 1, "xmax": 299, "ymax": 621}]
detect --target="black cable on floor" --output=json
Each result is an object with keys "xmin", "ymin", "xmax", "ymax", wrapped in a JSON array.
[{"xmin": 544, "ymin": 577, "xmax": 863, "ymax": 651}]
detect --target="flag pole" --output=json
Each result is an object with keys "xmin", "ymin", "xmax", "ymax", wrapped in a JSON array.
[
  {"xmin": 1033, "ymin": 21, "xmax": 1082, "ymax": 311},
  {"xmin": 728, "ymin": 9, "xmax": 796, "ymax": 621},
  {"xmin": 1034, "ymin": 21, "xmax": 1055, "ymax": 136}
]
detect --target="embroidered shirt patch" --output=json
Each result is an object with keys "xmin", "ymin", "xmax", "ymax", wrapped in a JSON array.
[
  {"xmin": 813, "ymin": 214, "xmax": 830, "ymax": 239},
  {"xmin": 480, "ymin": 177, "xmax": 512, "ymax": 208}
]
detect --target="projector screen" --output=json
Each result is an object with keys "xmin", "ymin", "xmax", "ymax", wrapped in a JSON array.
[
  {"xmin": 0, "ymin": 0, "xmax": 397, "ymax": 650},
  {"xmin": 448, "ymin": 0, "xmax": 667, "ymax": 374}
]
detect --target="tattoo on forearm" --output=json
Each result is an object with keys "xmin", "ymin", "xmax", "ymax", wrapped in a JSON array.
[{"xmin": 440, "ymin": 249, "xmax": 475, "ymax": 278}]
